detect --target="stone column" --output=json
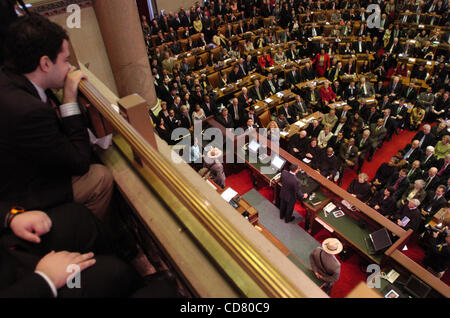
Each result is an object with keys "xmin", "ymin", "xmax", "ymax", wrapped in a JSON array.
[{"xmin": 92, "ymin": 0, "xmax": 157, "ymax": 109}]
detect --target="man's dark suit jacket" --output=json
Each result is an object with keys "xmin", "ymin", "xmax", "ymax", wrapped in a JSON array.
[
  {"xmin": 215, "ymin": 113, "xmax": 235, "ymax": 128},
  {"xmin": 301, "ymin": 67, "xmax": 316, "ymax": 81},
  {"xmin": 262, "ymin": 79, "xmax": 279, "ymax": 96},
  {"xmin": 401, "ymin": 86, "xmax": 418, "ymax": 102},
  {"xmin": 249, "ymin": 85, "xmax": 266, "ymax": 101},
  {"xmin": 388, "ymin": 173, "xmax": 411, "ymax": 199},
  {"xmin": 202, "ymin": 101, "xmax": 218, "ymax": 117},
  {"xmin": 286, "ymin": 70, "xmax": 302, "ymax": 87},
  {"xmin": 403, "ymin": 144, "xmax": 424, "ymax": 164},
  {"xmin": 394, "ymin": 205, "xmax": 421, "ymax": 232},
  {"xmin": 422, "ymin": 174, "xmax": 441, "ymax": 193},
  {"xmin": 0, "ymin": 68, "xmax": 91, "ymax": 211},
  {"xmin": 422, "ymin": 192, "xmax": 447, "ymax": 216},
  {"xmin": 279, "ymin": 170, "xmax": 304, "ymax": 205},
  {"xmin": 413, "ymin": 131, "xmax": 435, "ymax": 151}
]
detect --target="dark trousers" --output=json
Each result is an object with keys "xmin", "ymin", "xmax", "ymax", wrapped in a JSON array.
[
  {"xmin": 280, "ymin": 198, "xmax": 296, "ymax": 221},
  {"xmin": 0, "ymin": 202, "xmax": 141, "ymax": 297}
]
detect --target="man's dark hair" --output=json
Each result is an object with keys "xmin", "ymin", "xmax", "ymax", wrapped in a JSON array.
[
  {"xmin": 3, "ymin": 13, "xmax": 68, "ymax": 74},
  {"xmin": 290, "ymin": 163, "xmax": 298, "ymax": 172}
]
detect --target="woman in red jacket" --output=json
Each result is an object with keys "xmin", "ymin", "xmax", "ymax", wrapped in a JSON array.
[
  {"xmin": 319, "ymin": 81, "xmax": 336, "ymax": 106},
  {"xmin": 312, "ymin": 49, "xmax": 330, "ymax": 77},
  {"xmin": 258, "ymin": 52, "xmax": 274, "ymax": 69}
]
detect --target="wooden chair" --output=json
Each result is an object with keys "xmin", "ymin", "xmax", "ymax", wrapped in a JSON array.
[
  {"xmin": 258, "ymin": 110, "xmax": 272, "ymax": 128},
  {"xmin": 207, "ymin": 72, "xmax": 221, "ymax": 89}
]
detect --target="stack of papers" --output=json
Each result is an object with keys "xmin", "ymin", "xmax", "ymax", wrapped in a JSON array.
[
  {"xmin": 276, "ymin": 92, "xmax": 284, "ymax": 98},
  {"xmin": 302, "ymin": 158, "xmax": 311, "ymax": 163},
  {"xmin": 264, "ymin": 98, "xmax": 273, "ymax": 103},
  {"xmin": 280, "ymin": 131, "xmax": 289, "ymax": 137},
  {"xmin": 294, "ymin": 121, "xmax": 305, "ymax": 128},
  {"xmin": 221, "ymin": 188, "xmax": 238, "ymax": 202}
]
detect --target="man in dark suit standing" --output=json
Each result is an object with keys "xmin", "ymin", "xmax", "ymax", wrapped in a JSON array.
[
  {"xmin": 286, "ymin": 65, "xmax": 302, "ymax": 89},
  {"xmin": 279, "ymin": 164, "xmax": 308, "ymax": 223},
  {"xmin": 0, "ymin": 14, "xmax": 113, "ymax": 220},
  {"xmin": 215, "ymin": 107, "xmax": 235, "ymax": 128},
  {"xmin": 228, "ymin": 98, "xmax": 244, "ymax": 128}
]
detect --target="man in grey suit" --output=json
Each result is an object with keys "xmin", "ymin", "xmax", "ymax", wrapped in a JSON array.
[
  {"xmin": 279, "ymin": 164, "xmax": 308, "ymax": 223},
  {"xmin": 357, "ymin": 77, "xmax": 375, "ymax": 99},
  {"xmin": 310, "ymin": 238, "xmax": 343, "ymax": 295},
  {"xmin": 367, "ymin": 118, "xmax": 387, "ymax": 161}
]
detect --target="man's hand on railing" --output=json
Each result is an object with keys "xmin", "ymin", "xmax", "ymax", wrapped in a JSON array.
[{"xmin": 63, "ymin": 66, "xmax": 87, "ymax": 104}]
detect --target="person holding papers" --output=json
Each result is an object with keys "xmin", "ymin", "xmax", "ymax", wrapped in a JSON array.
[
  {"xmin": 393, "ymin": 199, "xmax": 421, "ymax": 232},
  {"xmin": 279, "ymin": 163, "xmax": 308, "ymax": 223}
]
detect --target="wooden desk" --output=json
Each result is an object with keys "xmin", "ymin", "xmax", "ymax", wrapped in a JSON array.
[
  {"xmin": 281, "ymin": 111, "xmax": 323, "ymax": 141},
  {"xmin": 209, "ymin": 179, "xmax": 259, "ymax": 225},
  {"xmin": 213, "ymin": 73, "xmax": 266, "ymax": 101},
  {"xmin": 314, "ymin": 203, "xmax": 385, "ymax": 265},
  {"xmin": 252, "ymin": 89, "xmax": 296, "ymax": 114},
  {"xmin": 296, "ymin": 77, "xmax": 329, "ymax": 91}
]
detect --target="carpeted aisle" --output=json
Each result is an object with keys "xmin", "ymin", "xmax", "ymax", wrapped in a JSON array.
[{"xmin": 340, "ymin": 127, "xmax": 418, "ymax": 190}]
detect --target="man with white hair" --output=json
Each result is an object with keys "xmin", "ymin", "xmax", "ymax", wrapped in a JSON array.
[
  {"xmin": 421, "ymin": 146, "xmax": 438, "ymax": 172},
  {"xmin": 423, "ymin": 167, "xmax": 441, "ymax": 192},
  {"xmin": 394, "ymin": 198, "xmax": 422, "ymax": 232},
  {"xmin": 413, "ymin": 124, "xmax": 435, "ymax": 151}
]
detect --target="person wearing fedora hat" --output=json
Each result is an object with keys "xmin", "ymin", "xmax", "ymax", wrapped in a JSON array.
[
  {"xmin": 309, "ymin": 238, "xmax": 343, "ymax": 295},
  {"xmin": 198, "ymin": 147, "xmax": 226, "ymax": 188}
]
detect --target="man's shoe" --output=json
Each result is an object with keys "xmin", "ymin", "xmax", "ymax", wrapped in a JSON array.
[{"xmin": 285, "ymin": 216, "xmax": 295, "ymax": 223}]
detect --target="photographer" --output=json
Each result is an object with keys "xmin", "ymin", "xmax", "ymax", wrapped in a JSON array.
[{"xmin": 423, "ymin": 218, "xmax": 450, "ymax": 278}]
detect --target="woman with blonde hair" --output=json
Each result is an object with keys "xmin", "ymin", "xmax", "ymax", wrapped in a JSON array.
[{"xmin": 264, "ymin": 121, "xmax": 281, "ymax": 145}]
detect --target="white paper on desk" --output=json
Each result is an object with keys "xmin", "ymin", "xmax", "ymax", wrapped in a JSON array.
[
  {"xmin": 365, "ymin": 98, "xmax": 375, "ymax": 103},
  {"xmin": 426, "ymin": 61, "xmax": 432, "ymax": 65},
  {"xmin": 265, "ymin": 98, "xmax": 273, "ymax": 103},
  {"xmin": 402, "ymin": 245, "xmax": 408, "ymax": 251},
  {"xmin": 294, "ymin": 121, "xmax": 305, "ymax": 128},
  {"xmin": 277, "ymin": 92, "xmax": 284, "ymax": 98},
  {"xmin": 280, "ymin": 131, "xmax": 289, "ymax": 137},
  {"xmin": 221, "ymin": 188, "xmax": 238, "ymax": 202},
  {"xmin": 408, "ymin": 58, "xmax": 416, "ymax": 63},
  {"xmin": 254, "ymin": 105, "xmax": 260, "ymax": 110},
  {"xmin": 302, "ymin": 158, "xmax": 311, "ymax": 164}
]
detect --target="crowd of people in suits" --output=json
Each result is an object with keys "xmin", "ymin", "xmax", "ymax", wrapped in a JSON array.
[{"xmin": 146, "ymin": 0, "xmax": 450, "ymax": 282}]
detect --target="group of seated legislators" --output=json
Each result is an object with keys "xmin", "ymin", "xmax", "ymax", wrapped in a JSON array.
[{"xmin": 147, "ymin": 0, "xmax": 449, "ymax": 280}]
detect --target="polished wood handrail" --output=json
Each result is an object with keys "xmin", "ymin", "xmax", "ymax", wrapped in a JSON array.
[
  {"xmin": 390, "ymin": 250, "xmax": 450, "ymax": 298},
  {"xmin": 78, "ymin": 79, "xmax": 311, "ymax": 297}
]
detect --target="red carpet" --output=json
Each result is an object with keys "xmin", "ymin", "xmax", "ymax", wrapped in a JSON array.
[
  {"xmin": 225, "ymin": 125, "xmax": 449, "ymax": 296},
  {"xmin": 340, "ymin": 127, "xmax": 418, "ymax": 190}
]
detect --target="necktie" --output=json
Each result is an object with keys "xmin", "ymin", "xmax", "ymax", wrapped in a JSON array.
[
  {"xmin": 407, "ymin": 168, "xmax": 415, "ymax": 178},
  {"xmin": 360, "ymin": 138, "xmax": 366, "ymax": 147},
  {"xmin": 404, "ymin": 147, "xmax": 414, "ymax": 159},
  {"xmin": 256, "ymin": 88, "xmax": 261, "ymax": 100},
  {"xmin": 438, "ymin": 163, "xmax": 448, "ymax": 176},
  {"xmin": 419, "ymin": 135, "xmax": 426, "ymax": 147},
  {"xmin": 425, "ymin": 177, "xmax": 432, "ymax": 189},
  {"xmin": 393, "ymin": 177, "xmax": 402, "ymax": 190}
]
